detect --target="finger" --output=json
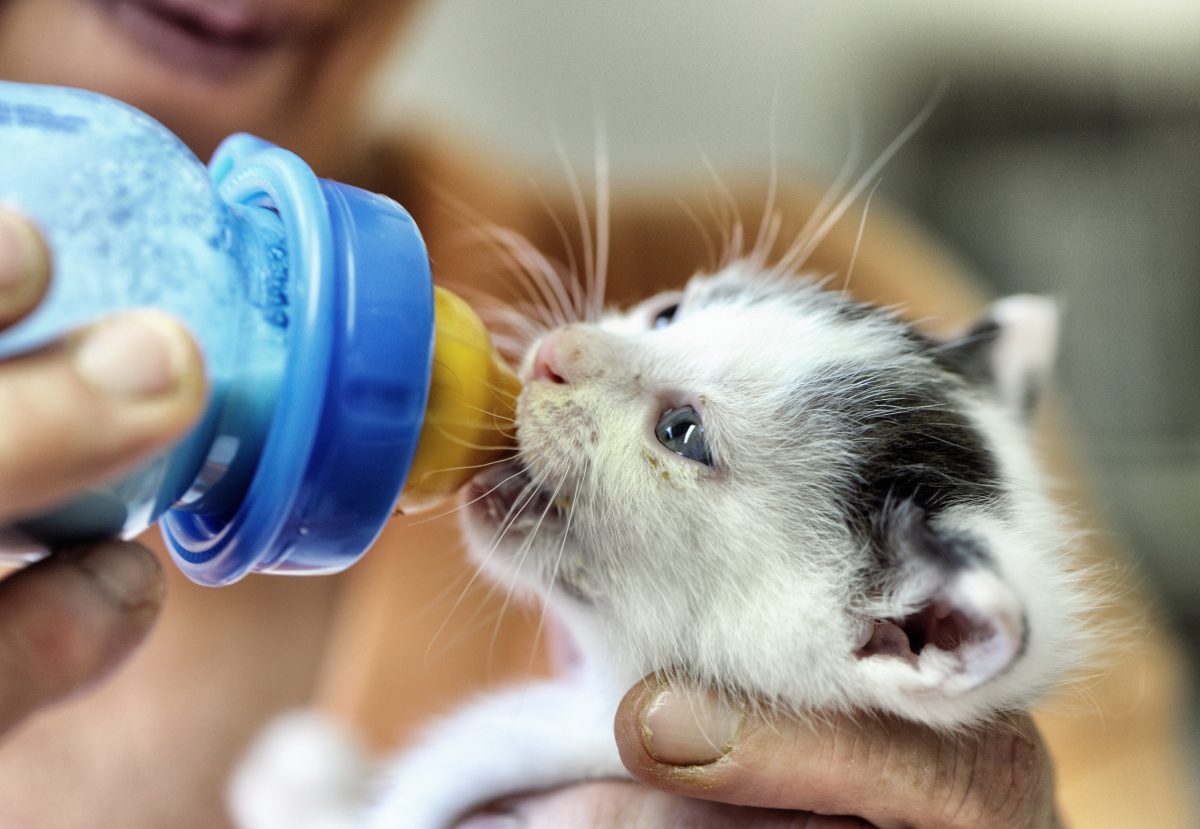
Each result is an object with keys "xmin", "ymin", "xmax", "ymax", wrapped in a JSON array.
[
  {"xmin": 616, "ymin": 677, "xmax": 1059, "ymax": 829},
  {"xmin": 0, "ymin": 540, "xmax": 164, "ymax": 734},
  {"xmin": 0, "ymin": 310, "xmax": 207, "ymax": 521},
  {"xmin": 0, "ymin": 210, "xmax": 51, "ymax": 329}
]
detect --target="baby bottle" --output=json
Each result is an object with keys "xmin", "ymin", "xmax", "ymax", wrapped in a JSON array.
[{"xmin": 0, "ymin": 81, "xmax": 519, "ymax": 585}]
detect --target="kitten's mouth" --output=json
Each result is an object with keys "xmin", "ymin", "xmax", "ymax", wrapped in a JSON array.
[{"xmin": 466, "ymin": 458, "xmax": 567, "ymax": 539}]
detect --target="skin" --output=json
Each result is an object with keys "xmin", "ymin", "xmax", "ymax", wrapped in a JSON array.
[
  {"xmin": 0, "ymin": 1, "xmax": 1075, "ymax": 825},
  {"xmin": 610, "ymin": 679, "xmax": 1060, "ymax": 829}
]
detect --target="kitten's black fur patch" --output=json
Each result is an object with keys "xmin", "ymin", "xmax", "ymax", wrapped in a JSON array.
[{"xmin": 801, "ymin": 365, "xmax": 1002, "ymax": 565}]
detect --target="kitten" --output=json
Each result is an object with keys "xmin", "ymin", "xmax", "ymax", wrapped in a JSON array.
[{"xmin": 230, "ymin": 262, "xmax": 1088, "ymax": 829}]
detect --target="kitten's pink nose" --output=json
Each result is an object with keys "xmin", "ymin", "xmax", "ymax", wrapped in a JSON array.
[{"xmin": 532, "ymin": 332, "xmax": 569, "ymax": 384}]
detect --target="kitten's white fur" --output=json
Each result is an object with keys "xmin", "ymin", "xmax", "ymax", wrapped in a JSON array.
[{"xmin": 230, "ymin": 266, "xmax": 1089, "ymax": 829}]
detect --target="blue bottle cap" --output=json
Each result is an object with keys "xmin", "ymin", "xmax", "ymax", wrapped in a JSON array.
[{"xmin": 162, "ymin": 135, "xmax": 434, "ymax": 585}]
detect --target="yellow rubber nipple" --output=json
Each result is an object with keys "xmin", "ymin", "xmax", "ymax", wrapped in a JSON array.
[{"xmin": 398, "ymin": 287, "xmax": 521, "ymax": 512}]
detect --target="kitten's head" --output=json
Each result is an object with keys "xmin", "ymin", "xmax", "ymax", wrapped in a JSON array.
[{"xmin": 462, "ymin": 264, "xmax": 1082, "ymax": 728}]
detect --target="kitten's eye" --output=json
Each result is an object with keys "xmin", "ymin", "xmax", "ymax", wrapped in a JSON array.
[
  {"xmin": 653, "ymin": 303, "xmax": 680, "ymax": 329},
  {"xmin": 655, "ymin": 406, "xmax": 712, "ymax": 466}
]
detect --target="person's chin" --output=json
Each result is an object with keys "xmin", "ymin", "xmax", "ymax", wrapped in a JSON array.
[{"xmin": 90, "ymin": 0, "xmax": 296, "ymax": 85}]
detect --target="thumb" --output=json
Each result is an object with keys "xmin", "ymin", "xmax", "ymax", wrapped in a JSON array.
[
  {"xmin": 0, "ymin": 541, "xmax": 164, "ymax": 735},
  {"xmin": 615, "ymin": 675, "xmax": 1060, "ymax": 829}
]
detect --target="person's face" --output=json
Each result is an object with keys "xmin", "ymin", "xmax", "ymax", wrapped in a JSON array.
[{"xmin": 0, "ymin": 0, "xmax": 417, "ymax": 171}]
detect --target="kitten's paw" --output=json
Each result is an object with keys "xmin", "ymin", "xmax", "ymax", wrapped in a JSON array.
[{"xmin": 227, "ymin": 710, "xmax": 368, "ymax": 829}]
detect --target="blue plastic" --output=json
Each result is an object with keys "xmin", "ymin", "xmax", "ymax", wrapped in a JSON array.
[{"xmin": 0, "ymin": 82, "xmax": 435, "ymax": 585}]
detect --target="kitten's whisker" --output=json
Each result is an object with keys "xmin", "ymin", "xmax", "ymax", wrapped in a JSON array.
[
  {"xmin": 494, "ymin": 273, "xmax": 563, "ymax": 333},
  {"xmin": 754, "ymin": 211, "xmax": 784, "ymax": 271},
  {"xmin": 592, "ymin": 115, "xmax": 611, "ymax": 320},
  {"xmin": 484, "ymin": 381, "xmax": 521, "ymax": 402},
  {"xmin": 418, "ymin": 565, "xmax": 505, "ymax": 668},
  {"xmin": 402, "ymin": 465, "xmax": 528, "ymax": 526},
  {"xmin": 421, "ymin": 180, "xmax": 509, "ymax": 243},
  {"xmin": 474, "ymin": 301, "xmax": 538, "ymax": 328},
  {"xmin": 550, "ymin": 126, "xmax": 597, "ymax": 323},
  {"xmin": 480, "ymin": 312, "xmax": 546, "ymax": 354},
  {"xmin": 486, "ymin": 227, "xmax": 576, "ymax": 327},
  {"xmin": 420, "ymin": 184, "xmax": 565, "ymax": 322},
  {"xmin": 812, "ymin": 272, "xmax": 840, "ymax": 291},
  {"xmin": 842, "ymin": 178, "xmax": 883, "ymax": 302},
  {"xmin": 422, "ymin": 189, "xmax": 566, "ymax": 328},
  {"xmin": 499, "ymin": 272, "xmax": 563, "ymax": 332},
  {"xmin": 472, "ymin": 481, "xmax": 550, "ymax": 650},
  {"xmin": 422, "ymin": 531, "xmax": 515, "ymax": 667},
  {"xmin": 488, "ymin": 471, "xmax": 568, "ymax": 669},
  {"xmin": 403, "ymin": 458, "xmax": 525, "ymax": 501},
  {"xmin": 774, "ymin": 84, "xmax": 945, "ymax": 279},
  {"xmin": 421, "ymin": 455, "xmax": 521, "ymax": 479},
  {"xmin": 531, "ymin": 181, "xmax": 586, "ymax": 322},
  {"xmin": 674, "ymin": 197, "xmax": 719, "ymax": 274},
  {"xmin": 790, "ymin": 105, "xmax": 864, "ymax": 264},
  {"xmin": 449, "ymin": 402, "xmax": 518, "ymax": 424},
  {"xmin": 419, "ymin": 419, "xmax": 518, "ymax": 442},
  {"xmin": 448, "ymin": 291, "xmax": 543, "ymax": 356},
  {"xmin": 485, "ymin": 467, "xmax": 553, "ymax": 554},
  {"xmin": 696, "ymin": 146, "xmax": 744, "ymax": 267},
  {"xmin": 702, "ymin": 189, "xmax": 733, "ymax": 272},
  {"xmin": 408, "ymin": 454, "xmax": 522, "ymax": 489},
  {"xmin": 426, "ymin": 467, "xmax": 551, "ymax": 661},
  {"xmin": 487, "ymin": 336, "xmax": 533, "ymax": 359},
  {"xmin": 445, "ymin": 282, "xmax": 498, "ymax": 307},
  {"xmin": 449, "ymin": 227, "xmax": 563, "ymax": 331},
  {"xmin": 451, "ymin": 284, "xmax": 538, "ymax": 329},
  {"xmin": 526, "ymin": 476, "xmax": 580, "ymax": 674},
  {"xmin": 422, "ymin": 426, "xmax": 518, "ymax": 453},
  {"xmin": 411, "ymin": 175, "xmax": 568, "ymax": 340},
  {"xmin": 750, "ymin": 85, "xmax": 781, "ymax": 269}
]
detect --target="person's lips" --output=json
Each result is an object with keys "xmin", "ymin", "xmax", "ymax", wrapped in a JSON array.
[{"xmin": 96, "ymin": 0, "xmax": 299, "ymax": 80}]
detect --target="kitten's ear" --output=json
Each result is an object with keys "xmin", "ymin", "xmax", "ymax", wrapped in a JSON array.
[
  {"xmin": 856, "ymin": 502, "xmax": 1027, "ymax": 714},
  {"xmin": 937, "ymin": 296, "xmax": 1058, "ymax": 415}
]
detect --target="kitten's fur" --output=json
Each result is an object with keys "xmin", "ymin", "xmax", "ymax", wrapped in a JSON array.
[{"xmin": 231, "ymin": 262, "xmax": 1088, "ymax": 829}]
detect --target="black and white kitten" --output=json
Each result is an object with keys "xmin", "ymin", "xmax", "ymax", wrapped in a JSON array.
[{"xmin": 230, "ymin": 261, "xmax": 1087, "ymax": 829}]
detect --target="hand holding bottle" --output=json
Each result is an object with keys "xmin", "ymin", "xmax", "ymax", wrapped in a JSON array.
[{"xmin": 0, "ymin": 209, "xmax": 204, "ymax": 734}]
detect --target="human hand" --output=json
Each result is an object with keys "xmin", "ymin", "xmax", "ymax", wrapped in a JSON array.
[
  {"xmin": 0, "ymin": 209, "xmax": 206, "ymax": 736},
  {"xmin": 455, "ymin": 676, "xmax": 1059, "ymax": 828},
  {"xmin": 610, "ymin": 677, "xmax": 1061, "ymax": 829}
]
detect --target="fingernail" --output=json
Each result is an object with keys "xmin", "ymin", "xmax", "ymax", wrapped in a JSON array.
[
  {"xmin": 0, "ymin": 211, "xmax": 48, "ymax": 303},
  {"xmin": 69, "ymin": 543, "xmax": 165, "ymax": 610},
  {"xmin": 74, "ymin": 312, "xmax": 194, "ymax": 400},
  {"xmin": 641, "ymin": 682, "xmax": 743, "ymax": 766}
]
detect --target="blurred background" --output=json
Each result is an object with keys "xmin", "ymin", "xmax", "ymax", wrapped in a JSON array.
[{"xmin": 372, "ymin": 0, "xmax": 1198, "ymax": 763}]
